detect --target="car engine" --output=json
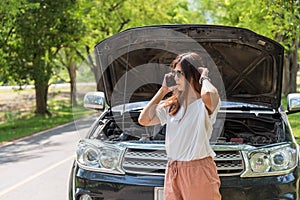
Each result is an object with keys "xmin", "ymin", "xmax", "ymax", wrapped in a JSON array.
[{"xmin": 91, "ymin": 110, "xmax": 285, "ymax": 146}]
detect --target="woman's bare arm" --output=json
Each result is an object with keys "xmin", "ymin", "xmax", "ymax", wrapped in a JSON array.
[
  {"xmin": 198, "ymin": 68, "xmax": 220, "ymax": 115},
  {"xmin": 138, "ymin": 87, "xmax": 169, "ymax": 126},
  {"xmin": 201, "ymin": 78, "xmax": 219, "ymax": 115}
]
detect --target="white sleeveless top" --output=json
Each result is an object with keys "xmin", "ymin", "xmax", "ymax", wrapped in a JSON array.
[{"xmin": 156, "ymin": 98, "xmax": 220, "ymax": 161}]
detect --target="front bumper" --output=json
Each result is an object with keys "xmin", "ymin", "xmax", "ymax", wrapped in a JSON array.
[{"xmin": 69, "ymin": 162, "xmax": 300, "ymax": 200}]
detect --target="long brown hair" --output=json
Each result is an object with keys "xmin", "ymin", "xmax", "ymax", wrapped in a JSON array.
[{"xmin": 164, "ymin": 52, "xmax": 206, "ymax": 115}]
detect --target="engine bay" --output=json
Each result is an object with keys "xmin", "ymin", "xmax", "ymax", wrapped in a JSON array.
[{"xmin": 91, "ymin": 110, "xmax": 286, "ymax": 146}]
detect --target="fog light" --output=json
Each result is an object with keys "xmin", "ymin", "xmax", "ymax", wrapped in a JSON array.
[{"xmin": 79, "ymin": 194, "xmax": 92, "ymax": 200}]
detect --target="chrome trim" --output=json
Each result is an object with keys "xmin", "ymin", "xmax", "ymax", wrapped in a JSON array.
[
  {"xmin": 72, "ymin": 162, "xmax": 76, "ymax": 200},
  {"xmin": 77, "ymin": 160, "xmax": 126, "ymax": 175},
  {"xmin": 211, "ymin": 144, "xmax": 254, "ymax": 151},
  {"xmin": 154, "ymin": 187, "xmax": 164, "ymax": 200},
  {"xmin": 122, "ymin": 148, "xmax": 167, "ymax": 176},
  {"xmin": 119, "ymin": 141, "xmax": 166, "ymax": 150},
  {"xmin": 218, "ymin": 110, "xmax": 275, "ymax": 115},
  {"xmin": 121, "ymin": 143, "xmax": 245, "ymax": 176}
]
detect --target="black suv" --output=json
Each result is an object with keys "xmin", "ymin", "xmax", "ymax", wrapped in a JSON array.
[{"xmin": 69, "ymin": 25, "xmax": 300, "ymax": 200}]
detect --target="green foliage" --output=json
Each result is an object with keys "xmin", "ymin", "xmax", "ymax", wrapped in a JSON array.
[
  {"xmin": 12, "ymin": 0, "xmax": 80, "ymax": 80},
  {"xmin": 74, "ymin": 0, "xmax": 203, "ymax": 52},
  {"xmin": 195, "ymin": 0, "xmax": 299, "ymax": 52},
  {"xmin": 0, "ymin": 0, "xmax": 26, "ymax": 85},
  {"xmin": 264, "ymin": 0, "xmax": 299, "ymax": 46}
]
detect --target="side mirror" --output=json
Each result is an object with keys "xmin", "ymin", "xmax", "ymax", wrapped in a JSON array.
[
  {"xmin": 83, "ymin": 92, "xmax": 105, "ymax": 111},
  {"xmin": 287, "ymin": 93, "xmax": 300, "ymax": 114}
]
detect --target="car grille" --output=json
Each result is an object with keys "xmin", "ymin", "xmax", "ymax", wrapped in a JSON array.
[{"xmin": 122, "ymin": 148, "xmax": 244, "ymax": 176}]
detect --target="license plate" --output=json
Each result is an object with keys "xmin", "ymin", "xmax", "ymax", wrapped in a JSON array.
[{"xmin": 154, "ymin": 187, "xmax": 164, "ymax": 200}]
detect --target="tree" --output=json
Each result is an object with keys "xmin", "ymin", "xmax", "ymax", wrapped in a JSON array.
[
  {"xmin": 195, "ymin": 0, "xmax": 299, "ymax": 94},
  {"xmin": 8, "ymin": 0, "xmax": 82, "ymax": 115}
]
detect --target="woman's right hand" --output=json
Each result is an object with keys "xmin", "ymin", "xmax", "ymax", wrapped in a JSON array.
[{"xmin": 162, "ymin": 73, "xmax": 177, "ymax": 92}]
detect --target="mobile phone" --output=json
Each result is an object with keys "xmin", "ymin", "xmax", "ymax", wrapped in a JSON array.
[{"xmin": 166, "ymin": 75, "xmax": 176, "ymax": 87}]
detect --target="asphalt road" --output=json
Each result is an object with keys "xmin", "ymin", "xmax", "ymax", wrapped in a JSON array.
[{"xmin": 0, "ymin": 116, "xmax": 96, "ymax": 200}]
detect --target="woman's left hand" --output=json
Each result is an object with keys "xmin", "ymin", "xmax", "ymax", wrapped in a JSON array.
[{"xmin": 198, "ymin": 67, "xmax": 209, "ymax": 83}]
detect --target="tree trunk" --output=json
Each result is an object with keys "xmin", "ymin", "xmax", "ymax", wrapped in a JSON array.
[
  {"xmin": 35, "ymin": 80, "xmax": 49, "ymax": 115},
  {"xmin": 85, "ymin": 45, "xmax": 101, "ymax": 91},
  {"xmin": 69, "ymin": 62, "xmax": 77, "ymax": 107},
  {"xmin": 33, "ymin": 53, "xmax": 51, "ymax": 116},
  {"xmin": 282, "ymin": 37, "xmax": 299, "ymax": 95},
  {"xmin": 65, "ymin": 48, "xmax": 77, "ymax": 107}
]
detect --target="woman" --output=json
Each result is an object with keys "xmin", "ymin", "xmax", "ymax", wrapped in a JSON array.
[{"xmin": 138, "ymin": 52, "xmax": 222, "ymax": 200}]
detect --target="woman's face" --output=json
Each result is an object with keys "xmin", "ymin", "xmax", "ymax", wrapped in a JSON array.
[{"xmin": 173, "ymin": 64, "xmax": 186, "ymax": 91}]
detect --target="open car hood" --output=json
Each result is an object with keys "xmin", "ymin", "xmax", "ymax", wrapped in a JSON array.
[{"xmin": 95, "ymin": 25, "xmax": 284, "ymax": 109}]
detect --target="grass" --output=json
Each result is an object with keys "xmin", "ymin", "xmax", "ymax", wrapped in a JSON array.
[
  {"xmin": 282, "ymin": 95, "xmax": 300, "ymax": 143},
  {"xmin": 0, "ymin": 84, "xmax": 97, "ymax": 143},
  {"xmin": 289, "ymin": 113, "xmax": 300, "ymax": 142},
  {"xmin": 0, "ymin": 106, "xmax": 71, "ymax": 142},
  {"xmin": 0, "ymin": 100, "xmax": 94, "ymax": 143}
]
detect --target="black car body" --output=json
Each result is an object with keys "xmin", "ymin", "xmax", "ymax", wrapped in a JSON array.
[{"xmin": 69, "ymin": 25, "xmax": 300, "ymax": 200}]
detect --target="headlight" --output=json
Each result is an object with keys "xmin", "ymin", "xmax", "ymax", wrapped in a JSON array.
[
  {"xmin": 270, "ymin": 149, "xmax": 291, "ymax": 171},
  {"xmin": 249, "ymin": 152, "xmax": 270, "ymax": 173},
  {"xmin": 76, "ymin": 139, "xmax": 125, "ymax": 174},
  {"xmin": 99, "ymin": 148, "xmax": 119, "ymax": 169},
  {"xmin": 242, "ymin": 144, "xmax": 298, "ymax": 177},
  {"xmin": 82, "ymin": 147, "xmax": 99, "ymax": 166}
]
